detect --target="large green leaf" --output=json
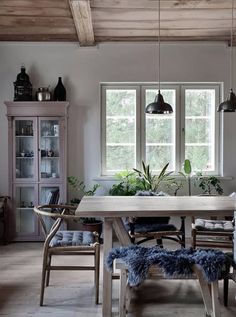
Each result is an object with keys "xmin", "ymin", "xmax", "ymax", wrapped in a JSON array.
[{"xmin": 183, "ymin": 159, "xmax": 192, "ymax": 175}]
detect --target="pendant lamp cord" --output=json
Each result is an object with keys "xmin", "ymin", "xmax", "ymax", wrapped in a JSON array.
[
  {"xmin": 230, "ymin": 0, "xmax": 234, "ymax": 90},
  {"xmin": 158, "ymin": 0, "xmax": 161, "ymax": 92}
]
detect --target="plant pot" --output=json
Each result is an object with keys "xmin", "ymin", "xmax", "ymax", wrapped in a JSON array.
[{"xmin": 82, "ymin": 221, "xmax": 103, "ymax": 236}]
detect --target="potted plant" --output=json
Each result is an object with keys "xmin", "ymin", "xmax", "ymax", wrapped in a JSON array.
[
  {"xmin": 67, "ymin": 176, "xmax": 103, "ymax": 236},
  {"xmin": 109, "ymin": 162, "xmax": 175, "ymax": 228},
  {"xmin": 133, "ymin": 161, "xmax": 174, "ymax": 192},
  {"xmin": 109, "ymin": 170, "xmax": 143, "ymax": 196},
  {"xmin": 194, "ymin": 172, "xmax": 223, "ymax": 196}
]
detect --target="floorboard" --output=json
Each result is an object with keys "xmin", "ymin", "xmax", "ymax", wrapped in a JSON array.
[{"xmin": 0, "ymin": 242, "xmax": 235, "ymax": 317}]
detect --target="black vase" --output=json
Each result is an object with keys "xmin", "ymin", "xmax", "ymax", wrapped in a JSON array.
[{"xmin": 54, "ymin": 77, "xmax": 66, "ymax": 101}]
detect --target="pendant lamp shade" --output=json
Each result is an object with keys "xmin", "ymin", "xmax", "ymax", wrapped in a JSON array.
[
  {"xmin": 217, "ymin": 89, "xmax": 236, "ymax": 112},
  {"xmin": 217, "ymin": 0, "xmax": 236, "ymax": 112},
  {"xmin": 145, "ymin": 90, "xmax": 173, "ymax": 114},
  {"xmin": 145, "ymin": 0, "xmax": 173, "ymax": 114}
]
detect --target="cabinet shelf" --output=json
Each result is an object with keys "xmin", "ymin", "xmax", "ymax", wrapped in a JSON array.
[
  {"xmin": 41, "ymin": 156, "xmax": 59, "ymax": 159},
  {"xmin": 41, "ymin": 135, "xmax": 59, "ymax": 138},
  {"xmin": 16, "ymin": 207, "xmax": 34, "ymax": 210},
  {"xmin": 15, "ymin": 135, "xmax": 33, "ymax": 138},
  {"xmin": 16, "ymin": 157, "xmax": 34, "ymax": 159}
]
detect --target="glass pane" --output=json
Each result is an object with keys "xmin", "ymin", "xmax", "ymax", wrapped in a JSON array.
[
  {"xmin": 106, "ymin": 118, "xmax": 135, "ymax": 143},
  {"xmin": 40, "ymin": 120, "xmax": 60, "ymax": 179},
  {"xmin": 185, "ymin": 146, "xmax": 213, "ymax": 171},
  {"xmin": 146, "ymin": 145, "xmax": 174, "ymax": 170},
  {"xmin": 106, "ymin": 145, "xmax": 135, "ymax": 172},
  {"xmin": 145, "ymin": 89, "xmax": 176, "ymax": 171},
  {"xmin": 15, "ymin": 187, "xmax": 35, "ymax": 234},
  {"xmin": 40, "ymin": 186, "xmax": 61, "ymax": 231},
  {"xmin": 185, "ymin": 118, "xmax": 210, "ymax": 143},
  {"xmin": 106, "ymin": 89, "xmax": 135, "ymax": 116},
  {"xmin": 185, "ymin": 89, "xmax": 215, "ymax": 171},
  {"xmin": 40, "ymin": 186, "xmax": 60, "ymax": 205},
  {"xmin": 105, "ymin": 89, "xmax": 136, "ymax": 172},
  {"xmin": 15, "ymin": 120, "xmax": 34, "ymax": 178}
]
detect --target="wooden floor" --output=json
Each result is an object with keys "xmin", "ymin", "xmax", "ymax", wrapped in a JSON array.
[{"xmin": 0, "ymin": 242, "xmax": 236, "ymax": 317}]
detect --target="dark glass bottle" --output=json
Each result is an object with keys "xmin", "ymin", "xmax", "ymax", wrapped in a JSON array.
[{"xmin": 53, "ymin": 77, "xmax": 66, "ymax": 101}]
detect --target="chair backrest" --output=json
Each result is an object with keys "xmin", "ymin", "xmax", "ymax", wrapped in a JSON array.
[
  {"xmin": 133, "ymin": 190, "xmax": 170, "ymax": 224},
  {"xmin": 34, "ymin": 204, "xmax": 78, "ymax": 238}
]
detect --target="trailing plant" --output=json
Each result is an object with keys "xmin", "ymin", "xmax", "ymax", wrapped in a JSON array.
[
  {"xmin": 68, "ymin": 176, "xmax": 100, "ymax": 197},
  {"xmin": 165, "ymin": 178, "xmax": 184, "ymax": 196},
  {"xmin": 67, "ymin": 176, "xmax": 100, "ymax": 223},
  {"xmin": 195, "ymin": 172, "xmax": 223, "ymax": 195}
]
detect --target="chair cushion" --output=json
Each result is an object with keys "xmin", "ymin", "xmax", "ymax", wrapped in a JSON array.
[
  {"xmin": 128, "ymin": 223, "xmax": 177, "ymax": 233},
  {"xmin": 133, "ymin": 216, "xmax": 170, "ymax": 225},
  {"xmin": 194, "ymin": 219, "xmax": 234, "ymax": 232},
  {"xmin": 49, "ymin": 230, "xmax": 96, "ymax": 247}
]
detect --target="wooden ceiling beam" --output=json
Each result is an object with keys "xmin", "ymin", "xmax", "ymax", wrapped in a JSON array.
[
  {"xmin": 94, "ymin": 28, "xmax": 230, "ymax": 38},
  {"xmin": 95, "ymin": 35, "xmax": 235, "ymax": 44},
  {"xmin": 69, "ymin": 0, "xmax": 95, "ymax": 46},
  {"xmin": 0, "ymin": 0, "xmax": 69, "ymax": 9},
  {"xmin": 90, "ymin": 0, "xmax": 235, "ymax": 10},
  {"xmin": 0, "ymin": 33, "xmax": 77, "ymax": 41},
  {"xmin": 93, "ymin": 20, "xmax": 235, "ymax": 30},
  {"xmin": 92, "ymin": 8, "xmax": 236, "ymax": 22}
]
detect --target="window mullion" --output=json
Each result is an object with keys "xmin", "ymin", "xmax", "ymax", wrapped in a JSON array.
[
  {"xmin": 180, "ymin": 85, "xmax": 186, "ymax": 171},
  {"xmin": 136, "ymin": 86, "xmax": 141, "ymax": 170}
]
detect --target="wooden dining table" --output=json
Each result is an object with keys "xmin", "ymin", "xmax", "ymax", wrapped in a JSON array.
[{"xmin": 76, "ymin": 195, "xmax": 236, "ymax": 317}]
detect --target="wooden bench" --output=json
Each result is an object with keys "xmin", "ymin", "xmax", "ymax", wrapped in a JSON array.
[{"xmin": 115, "ymin": 259, "xmax": 221, "ymax": 317}]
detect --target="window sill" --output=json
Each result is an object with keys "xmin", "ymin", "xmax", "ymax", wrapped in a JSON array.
[{"xmin": 93, "ymin": 176, "xmax": 233, "ymax": 182}]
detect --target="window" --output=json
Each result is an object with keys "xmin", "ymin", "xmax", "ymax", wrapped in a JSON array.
[{"xmin": 101, "ymin": 83, "xmax": 220, "ymax": 175}]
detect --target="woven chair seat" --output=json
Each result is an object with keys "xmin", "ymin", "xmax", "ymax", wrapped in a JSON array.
[
  {"xmin": 50, "ymin": 230, "xmax": 96, "ymax": 247},
  {"xmin": 193, "ymin": 219, "xmax": 234, "ymax": 232}
]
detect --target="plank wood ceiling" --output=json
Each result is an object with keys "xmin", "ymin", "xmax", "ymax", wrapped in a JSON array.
[{"xmin": 0, "ymin": 0, "xmax": 236, "ymax": 46}]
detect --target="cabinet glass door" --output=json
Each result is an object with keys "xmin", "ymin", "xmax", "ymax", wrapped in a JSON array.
[
  {"xmin": 15, "ymin": 186, "xmax": 37, "ymax": 237},
  {"xmin": 40, "ymin": 186, "xmax": 60, "ymax": 205},
  {"xmin": 40, "ymin": 185, "xmax": 65, "ymax": 232},
  {"xmin": 40, "ymin": 119, "xmax": 60, "ymax": 180},
  {"xmin": 15, "ymin": 119, "xmax": 36, "ymax": 180}
]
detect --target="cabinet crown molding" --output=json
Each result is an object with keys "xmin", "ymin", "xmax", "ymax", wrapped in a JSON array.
[{"xmin": 4, "ymin": 101, "xmax": 69, "ymax": 117}]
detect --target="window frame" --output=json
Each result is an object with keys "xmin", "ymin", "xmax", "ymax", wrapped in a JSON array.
[
  {"xmin": 101, "ymin": 83, "xmax": 221, "ymax": 176},
  {"xmin": 101, "ymin": 84, "xmax": 141, "ymax": 176},
  {"xmin": 180, "ymin": 84, "xmax": 220, "ymax": 175}
]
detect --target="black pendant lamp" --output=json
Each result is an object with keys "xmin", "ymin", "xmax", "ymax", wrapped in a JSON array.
[
  {"xmin": 145, "ymin": 0, "xmax": 173, "ymax": 114},
  {"xmin": 218, "ymin": 0, "xmax": 236, "ymax": 112}
]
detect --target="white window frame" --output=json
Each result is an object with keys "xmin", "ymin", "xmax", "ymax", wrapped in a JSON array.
[
  {"xmin": 181, "ymin": 84, "xmax": 220, "ymax": 175},
  {"xmin": 101, "ymin": 84, "xmax": 141, "ymax": 175},
  {"xmin": 101, "ymin": 83, "xmax": 221, "ymax": 176}
]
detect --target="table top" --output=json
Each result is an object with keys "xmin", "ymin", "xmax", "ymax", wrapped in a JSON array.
[{"xmin": 76, "ymin": 195, "xmax": 236, "ymax": 218}]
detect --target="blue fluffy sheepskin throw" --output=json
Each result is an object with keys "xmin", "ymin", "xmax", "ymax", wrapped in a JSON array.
[{"xmin": 106, "ymin": 246, "xmax": 226, "ymax": 286}]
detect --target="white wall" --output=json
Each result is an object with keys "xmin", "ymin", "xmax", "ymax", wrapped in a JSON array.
[{"xmin": 0, "ymin": 42, "xmax": 236, "ymax": 198}]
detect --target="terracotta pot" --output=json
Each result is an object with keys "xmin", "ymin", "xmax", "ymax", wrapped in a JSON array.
[{"xmin": 82, "ymin": 221, "xmax": 103, "ymax": 236}]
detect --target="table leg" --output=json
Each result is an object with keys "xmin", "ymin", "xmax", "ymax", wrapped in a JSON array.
[
  {"xmin": 102, "ymin": 218, "xmax": 113, "ymax": 317},
  {"xmin": 113, "ymin": 218, "xmax": 131, "ymax": 246},
  {"xmin": 193, "ymin": 266, "xmax": 212, "ymax": 316},
  {"xmin": 102, "ymin": 217, "xmax": 131, "ymax": 317},
  {"xmin": 211, "ymin": 281, "xmax": 220, "ymax": 317}
]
